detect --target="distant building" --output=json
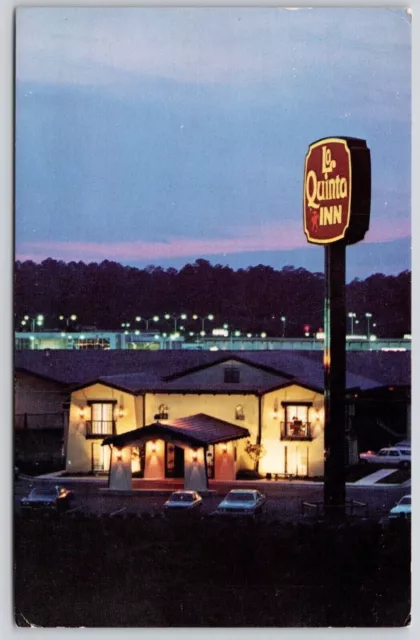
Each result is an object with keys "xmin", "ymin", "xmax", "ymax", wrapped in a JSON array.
[{"xmin": 15, "ymin": 331, "xmax": 411, "ymax": 352}]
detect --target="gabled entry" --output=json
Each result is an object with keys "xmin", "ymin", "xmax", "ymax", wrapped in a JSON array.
[{"xmin": 102, "ymin": 414, "xmax": 250, "ymax": 492}]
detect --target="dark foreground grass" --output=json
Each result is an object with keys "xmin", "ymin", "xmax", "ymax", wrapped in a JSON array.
[{"xmin": 14, "ymin": 515, "xmax": 411, "ymax": 628}]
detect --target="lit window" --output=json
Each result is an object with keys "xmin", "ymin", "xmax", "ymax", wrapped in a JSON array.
[
  {"xmin": 86, "ymin": 402, "xmax": 116, "ymax": 437},
  {"xmin": 281, "ymin": 404, "xmax": 312, "ymax": 440},
  {"xmin": 91, "ymin": 442, "xmax": 111, "ymax": 472},
  {"xmin": 75, "ymin": 338, "xmax": 111, "ymax": 350}
]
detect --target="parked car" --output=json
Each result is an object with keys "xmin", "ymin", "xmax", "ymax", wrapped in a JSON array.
[
  {"xmin": 359, "ymin": 447, "xmax": 411, "ymax": 468},
  {"xmin": 388, "ymin": 495, "xmax": 411, "ymax": 521},
  {"xmin": 216, "ymin": 489, "xmax": 266, "ymax": 518},
  {"xmin": 163, "ymin": 490, "xmax": 203, "ymax": 512},
  {"xmin": 20, "ymin": 485, "xmax": 74, "ymax": 514}
]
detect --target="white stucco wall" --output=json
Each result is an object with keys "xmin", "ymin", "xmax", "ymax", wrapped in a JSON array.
[
  {"xmin": 260, "ymin": 385, "xmax": 325, "ymax": 477},
  {"xmin": 145, "ymin": 392, "xmax": 258, "ymax": 472},
  {"xmin": 66, "ymin": 379, "xmax": 325, "ymax": 478},
  {"xmin": 67, "ymin": 383, "xmax": 140, "ymax": 472}
]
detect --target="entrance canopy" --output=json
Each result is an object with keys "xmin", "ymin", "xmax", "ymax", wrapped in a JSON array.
[{"xmin": 102, "ymin": 412, "xmax": 250, "ymax": 449}]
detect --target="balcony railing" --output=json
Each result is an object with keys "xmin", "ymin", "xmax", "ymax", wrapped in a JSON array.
[
  {"xmin": 85, "ymin": 420, "xmax": 116, "ymax": 438},
  {"xmin": 280, "ymin": 422, "xmax": 313, "ymax": 441}
]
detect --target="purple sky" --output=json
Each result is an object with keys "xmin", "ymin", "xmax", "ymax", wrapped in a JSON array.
[{"xmin": 15, "ymin": 7, "xmax": 411, "ymax": 280}]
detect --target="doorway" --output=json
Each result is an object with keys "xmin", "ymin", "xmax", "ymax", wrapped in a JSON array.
[{"xmin": 165, "ymin": 443, "xmax": 185, "ymax": 478}]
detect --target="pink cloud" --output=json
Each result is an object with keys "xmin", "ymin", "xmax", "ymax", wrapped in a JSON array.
[{"xmin": 16, "ymin": 219, "xmax": 410, "ymax": 264}]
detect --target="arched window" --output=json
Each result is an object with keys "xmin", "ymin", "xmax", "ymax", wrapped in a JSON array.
[{"xmin": 235, "ymin": 404, "xmax": 245, "ymax": 421}]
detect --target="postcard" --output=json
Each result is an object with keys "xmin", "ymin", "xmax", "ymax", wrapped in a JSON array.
[{"xmin": 14, "ymin": 6, "xmax": 411, "ymax": 628}]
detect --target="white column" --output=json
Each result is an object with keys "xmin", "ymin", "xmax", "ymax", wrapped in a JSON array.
[
  {"xmin": 108, "ymin": 447, "xmax": 132, "ymax": 491},
  {"xmin": 184, "ymin": 447, "xmax": 208, "ymax": 492}
]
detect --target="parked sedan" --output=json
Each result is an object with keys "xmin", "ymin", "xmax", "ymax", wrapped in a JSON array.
[
  {"xmin": 20, "ymin": 485, "xmax": 74, "ymax": 514},
  {"xmin": 388, "ymin": 495, "xmax": 411, "ymax": 521},
  {"xmin": 164, "ymin": 490, "xmax": 203, "ymax": 512},
  {"xmin": 216, "ymin": 489, "xmax": 266, "ymax": 518},
  {"xmin": 359, "ymin": 447, "xmax": 411, "ymax": 468}
]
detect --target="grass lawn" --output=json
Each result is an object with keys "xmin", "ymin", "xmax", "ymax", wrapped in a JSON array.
[{"xmin": 14, "ymin": 516, "xmax": 410, "ymax": 627}]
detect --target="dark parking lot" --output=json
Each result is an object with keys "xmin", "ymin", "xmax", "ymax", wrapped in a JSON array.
[{"xmin": 14, "ymin": 475, "xmax": 410, "ymax": 523}]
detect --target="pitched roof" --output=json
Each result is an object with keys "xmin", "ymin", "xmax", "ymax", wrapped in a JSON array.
[
  {"xmin": 102, "ymin": 413, "xmax": 250, "ymax": 448},
  {"xmin": 94, "ymin": 371, "xmax": 291, "ymax": 394},
  {"xmin": 15, "ymin": 349, "xmax": 410, "ymax": 393}
]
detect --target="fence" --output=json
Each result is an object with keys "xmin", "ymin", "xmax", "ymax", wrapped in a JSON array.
[
  {"xmin": 301, "ymin": 499, "xmax": 369, "ymax": 519},
  {"xmin": 15, "ymin": 413, "xmax": 65, "ymax": 430}
]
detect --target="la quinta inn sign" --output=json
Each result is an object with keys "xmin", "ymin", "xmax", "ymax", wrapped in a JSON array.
[{"xmin": 304, "ymin": 137, "xmax": 371, "ymax": 245}]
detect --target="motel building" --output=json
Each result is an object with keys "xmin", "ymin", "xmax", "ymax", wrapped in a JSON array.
[
  {"xmin": 64, "ymin": 355, "xmax": 377, "ymax": 491},
  {"xmin": 15, "ymin": 350, "xmax": 409, "ymax": 491}
]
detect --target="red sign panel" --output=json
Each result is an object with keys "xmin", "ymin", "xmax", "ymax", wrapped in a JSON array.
[{"xmin": 303, "ymin": 138, "xmax": 352, "ymax": 244}]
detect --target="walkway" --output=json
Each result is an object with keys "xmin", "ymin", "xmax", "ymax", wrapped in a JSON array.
[{"xmin": 353, "ymin": 468, "xmax": 396, "ymax": 486}]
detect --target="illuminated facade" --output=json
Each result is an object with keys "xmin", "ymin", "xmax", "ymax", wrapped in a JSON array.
[{"xmin": 66, "ymin": 359, "xmax": 330, "ymax": 480}]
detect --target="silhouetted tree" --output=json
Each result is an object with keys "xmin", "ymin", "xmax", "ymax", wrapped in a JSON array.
[{"xmin": 13, "ymin": 260, "xmax": 411, "ymax": 337}]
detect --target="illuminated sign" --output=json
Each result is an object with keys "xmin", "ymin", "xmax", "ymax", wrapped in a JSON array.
[{"xmin": 303, "ymin": 137, "xmax": 371, "ymax": 245}]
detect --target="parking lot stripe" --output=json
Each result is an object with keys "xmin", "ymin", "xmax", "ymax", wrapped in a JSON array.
[{"xmin": 110, "ymin": 507, "xmax": 127, "ymax": 517}]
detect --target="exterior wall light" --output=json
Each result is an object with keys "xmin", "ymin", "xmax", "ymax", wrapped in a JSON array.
[
  {"xmin": 222, "ymin": 444, "xmax": 228, "ymax": 454},
  {"xmin": 79, "ymin": 407, "xmax": 86, "ymax": 420},
  {"xmin": 192, "ymin": 450, "xmax": 198, "ymax": 462},
  {"xmin": 151, "ymin": 441, "xmax": 157, "ymax": 453},
  {"xmin": 118, "ymin": 406, "xmax": 125, "ymax": 419},
  {"xmin": 116, "ymin": 450, "xmax": 123, "ymax": 462}
]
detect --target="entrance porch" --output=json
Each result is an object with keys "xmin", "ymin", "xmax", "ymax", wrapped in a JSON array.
[{"xmin": 102, "ymin": 413, "xmax": 250, "ymax": 492}]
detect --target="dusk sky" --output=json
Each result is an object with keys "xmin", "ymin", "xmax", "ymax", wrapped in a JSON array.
[{"xmin": 15, "ymin": 7, "xmax": 411, "ymax": 281}]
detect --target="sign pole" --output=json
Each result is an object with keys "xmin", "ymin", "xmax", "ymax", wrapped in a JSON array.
[
  {"xmin": 323, "ymin": 241, "xmax": 347, "ymax": 518},
  {"xmin": 303, "ymin": 136, "xmax": 370, "ymax": 519}
]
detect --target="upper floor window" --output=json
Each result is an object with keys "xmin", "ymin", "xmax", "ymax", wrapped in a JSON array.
[
  {"xmin": 224, "ymin": 366, "xmax": 240, "ymax": 383},
  {"xmin": 281, "ymin": 403, "xmax": 312, "ymax": 440},
  {"xmin": 86, "ymin": 401, "xmax": 116, "ymax": 438}
]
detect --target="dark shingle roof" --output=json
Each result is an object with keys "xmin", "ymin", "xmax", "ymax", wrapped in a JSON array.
[
  {"xmin": 15, "ymin": 349, "xmax": 410, "ymax": 393},
  {"xmin": 102, "ymin": 413, "xmax": 250, "ymax": 447}
]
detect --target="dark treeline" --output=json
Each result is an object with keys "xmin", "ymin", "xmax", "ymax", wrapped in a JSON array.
[{"xmin": 14, "ymin": 258, "xmax": 411, "ymax": 337}]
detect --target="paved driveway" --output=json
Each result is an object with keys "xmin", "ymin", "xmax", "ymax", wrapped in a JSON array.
[{"xmin": 14, "ymin": 475, "xmax": 409, "ymax": 522}]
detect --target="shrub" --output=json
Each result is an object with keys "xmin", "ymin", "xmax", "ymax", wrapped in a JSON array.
[{"xmin": 236, "ymin": 469, "xmax": 263, "ymax": 480}]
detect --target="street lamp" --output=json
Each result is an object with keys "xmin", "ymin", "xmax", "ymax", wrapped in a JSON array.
[
  {"xmin": 348, "ymin": 312, "xmax": 357, "ymax": 335},
  {"xmin": 280, "ymin": 316, "xmax": 286, "ymax": 338},
  {"xmin": 192, "ymin": 313, "xmax": 214, "ymax": 334},
  {"xmin": 21, "ymin": 314, "xmax": 44, "ymax": 332},
  {"xmin": 59, "ymin": 314, "xmax": 77, "ymax": 329},
  {"xmin": 135, "ymin": 315, "xmax": 160, "ymax": 331},
  {"xmin": 365, "ymin": 312, "xmax": 373, "ymax": 338},
  {"xmin": 164, "ymin": 313, "xmax": 187, "ymax": 333}
]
